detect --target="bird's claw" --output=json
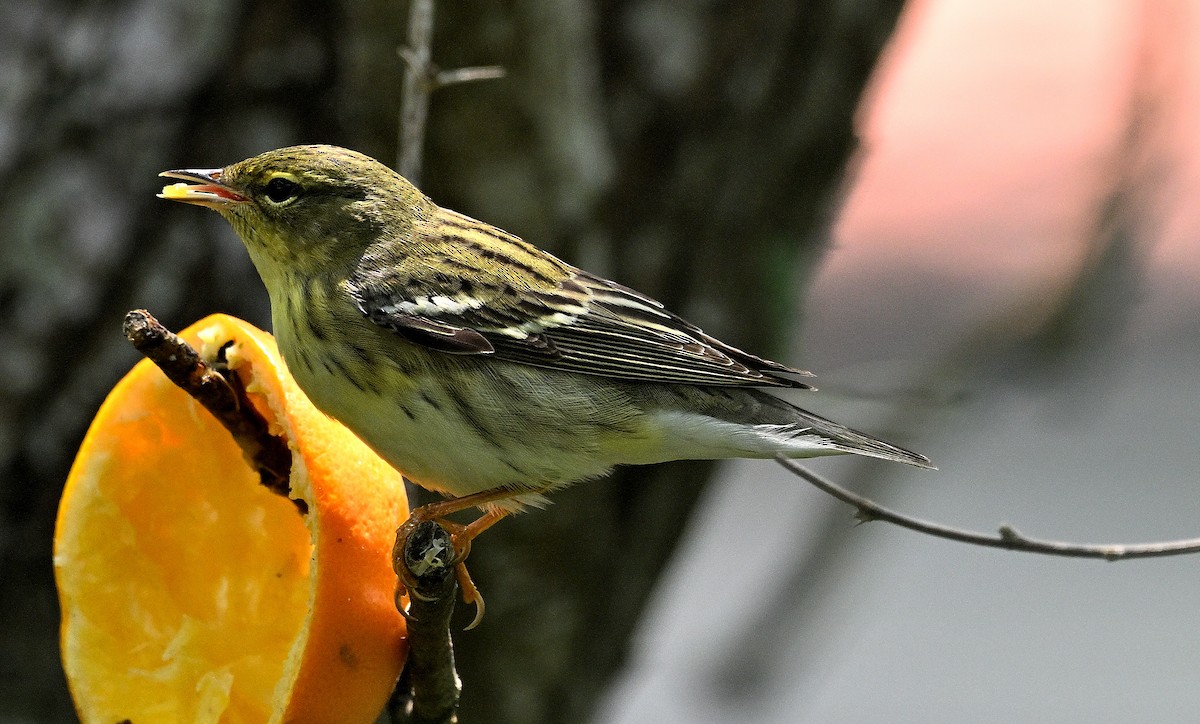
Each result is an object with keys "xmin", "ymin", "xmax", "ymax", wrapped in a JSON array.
[
  {"xmin": 392, "ymin": 509, "xmax": 487, "ymax": 629},
  {"xmin": 456, "ymin": 561, "xmax": 486, "ymax": 630}
]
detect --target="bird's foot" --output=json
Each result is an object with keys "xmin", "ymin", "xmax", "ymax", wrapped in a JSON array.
[{"xmin": 392, "ymin": 494, "xmax": 512, "ymax": 630}]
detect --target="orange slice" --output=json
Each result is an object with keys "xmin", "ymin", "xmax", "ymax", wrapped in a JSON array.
[{"xmin": 54, "ymin": 314, "xmax": 408, "ymax": 723}]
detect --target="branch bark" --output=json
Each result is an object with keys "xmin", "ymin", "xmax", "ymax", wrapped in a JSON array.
[
  {"xmin": 397, "ymin": 0, "xmax": 434, "ymax": 182},
  {"xmin": 121, "ymin": 309, "xmax": 296, "ymax": 508}
]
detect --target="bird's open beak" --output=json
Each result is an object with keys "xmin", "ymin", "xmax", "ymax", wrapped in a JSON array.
[{"xmin": 158, "ymin": 168, "xmax": 248, "ymax": 209}]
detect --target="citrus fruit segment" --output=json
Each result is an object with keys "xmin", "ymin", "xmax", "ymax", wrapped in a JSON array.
[{"xmin": 55, "ymin": 314, "xmax": 408, "ymax": 723}]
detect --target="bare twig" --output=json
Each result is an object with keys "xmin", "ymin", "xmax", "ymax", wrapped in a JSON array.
[
  {"xmin": 433, "ymin": 65, "xmax": 506, "ymax": 89},
  {"xmin": 122, "ymin": 309, "xmax": 298, "ymax": 509},
  {"xmin": 388, "ymin": 520, "xmax": 462, "ymax": 724},
  {"xmin": 396, "ymin": 0, "xmax": 505, "ymax": 183},
  {"xmin": 778, "ymin": 455, "xmax": 1200, "ymax": 561}
]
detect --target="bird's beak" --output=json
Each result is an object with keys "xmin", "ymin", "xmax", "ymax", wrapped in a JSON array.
[{"xmin": 158, "ymin": 168, "xmax": 248, "ymax": 209}]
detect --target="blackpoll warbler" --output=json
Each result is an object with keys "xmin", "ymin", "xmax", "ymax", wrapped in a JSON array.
[{"xmin": 160, "ymin": 145, "xmax": 931, "ymax": 619}]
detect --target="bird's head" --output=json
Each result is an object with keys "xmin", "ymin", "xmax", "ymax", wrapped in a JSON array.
[{"xmin": 160, "ymin": 145, "xmax": 433, "ymax": 282}]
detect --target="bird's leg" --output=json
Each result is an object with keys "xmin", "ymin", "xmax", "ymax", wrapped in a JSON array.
[
  {"xmin": 444, "ymin": 508, "xmax": 509, "ymax": 629},
  {"xmin": 393, "ymin": 487, "xmax": 517, "ymax": 629}
]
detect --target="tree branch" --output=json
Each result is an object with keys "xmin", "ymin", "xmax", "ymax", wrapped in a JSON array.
[
  {"xmin": 397, "ymin": 0, "xmax": 434, "ymax": 182},
  {"xmin": 387, "ymin": 520, "xmax": 461, "ymax": 724},
  {"xmin": 122, "ymin": 309, "xmax": 298, "ymax": 510},
  {"xmin": 778, "ymin": 455, "xmax": 1200, "ymax": 561}
]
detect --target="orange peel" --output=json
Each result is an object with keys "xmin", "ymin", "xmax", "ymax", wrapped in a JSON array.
[{"xmin": 54, "ymin": 314, "xmax": 408, "ymax": 723}]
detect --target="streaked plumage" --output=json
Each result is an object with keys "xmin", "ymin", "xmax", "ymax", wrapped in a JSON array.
[{"xmin": 160, "ymin": 144, "xmax": 932, "ymax": 511}]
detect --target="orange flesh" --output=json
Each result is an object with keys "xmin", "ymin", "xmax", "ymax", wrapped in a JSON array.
[{"xmin": 55, "ymin": 315, "xmax": 408, "ymax": 724}]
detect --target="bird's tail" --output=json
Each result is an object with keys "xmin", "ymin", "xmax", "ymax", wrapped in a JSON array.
[
  {"xmin": 635, "ymin": 385, "xmax": 934, "ymax": 469},
  {"xmin": 690, "ymin": 387, "xmax": 935, "ymax": 468},
  {"xmin": 771, "ymin": 402, "xmax": 935, "ymax": 469}
]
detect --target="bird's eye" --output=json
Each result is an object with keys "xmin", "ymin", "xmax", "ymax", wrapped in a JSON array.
[{"xmin": 263, "ymin": 176, "xmax": 301, "ymax": 204}]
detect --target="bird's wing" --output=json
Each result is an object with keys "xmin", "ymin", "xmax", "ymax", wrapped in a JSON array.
[{"xmin": 347, "ymin": 216, "xmax": 813, "ymax": 389}]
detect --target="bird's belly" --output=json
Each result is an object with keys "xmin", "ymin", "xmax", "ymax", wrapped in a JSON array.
[{"xmin": 282, "ymin": 350, "xmax": 634, "ymax": 498}]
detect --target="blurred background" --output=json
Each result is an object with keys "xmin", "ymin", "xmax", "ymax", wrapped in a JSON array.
[{"xmin": 2, "ymin": 0, "xmax": 1198, "ymax": 722}]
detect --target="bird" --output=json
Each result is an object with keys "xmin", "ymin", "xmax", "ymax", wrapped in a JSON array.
[{"xmin": 159, "ymin": 144, "xmax": 932, "ymax": 624}]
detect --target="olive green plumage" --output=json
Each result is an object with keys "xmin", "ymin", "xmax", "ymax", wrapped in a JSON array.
[{"xmin": 160, "ymin": 144, "xmax": 931, "ymax": 508}]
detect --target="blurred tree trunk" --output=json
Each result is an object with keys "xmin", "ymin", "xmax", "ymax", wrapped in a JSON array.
[{"xmin": 0, "ymin": 0, "xmax": 904, "ymax": 720}]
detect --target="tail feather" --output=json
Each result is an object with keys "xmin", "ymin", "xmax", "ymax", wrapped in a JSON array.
[
  {"xmin": 637, "ymin": 386, "xmax": 934, "ymax": 469},
  {"xmin": 771, "ymin": 406, "xmax": 935, "ymax": 469}
]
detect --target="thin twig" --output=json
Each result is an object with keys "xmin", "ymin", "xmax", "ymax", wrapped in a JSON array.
[
  {"xmin": 122, "ymin": 309, "xmax": 298, "ymax": 509},
  {"xmin": 777, "ymin": 455, "xmax": 1200, "ymax": 561},
  {"xmin": 388, "ymin": 520, "xmax": 461, "ymax": 723},
  {"xmin": 434, "ymin": 66, "xmax": 506, "ymax": 89}
]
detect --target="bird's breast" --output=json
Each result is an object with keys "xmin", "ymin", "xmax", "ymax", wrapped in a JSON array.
[{"xmin": 269, "ymin": 289, "xmax": 647, "ymax": 497}]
